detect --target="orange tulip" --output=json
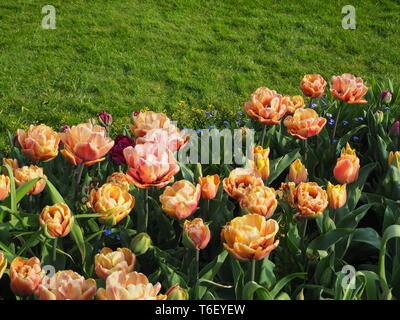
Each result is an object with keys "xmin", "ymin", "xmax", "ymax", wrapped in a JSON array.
[
  {"xmin": 294, "ymin": 182, "xmax": 328, "ymax": 219},
  {"xmin": 289, "ymin": 159, "xmax": 308, "ymax": 184},
  {"xmin": 388, "ymin": 151, "xmax": 400, "ymax": 169},
  {"xmin": 60, "ymin": 122, "xmax": 114, "ymax": 166},
  {"xmin": 94, "ymin": 247, "xmax": 136, "ymax": 280},
  {"xmin": 239, "ymin": 185, "xmax": 277, "ymax": 218},
  {"xmin": 0, "ymin": 252, "xmax": 7, "ymax": 280},
  {"xmin": 198, "ymin": 174, "xmax": 220, "ymax": 199},
  {"xmin": 123, "ymin": 143, "xmax": 180, "ymax": 189},
  {"xmin": 301, "ymin": 74, "xmax": 327, "ymax": 99},
  {"xmin": 221, "ymin": 214, "xmax": 279, "ymax": 261},
  {"xmin": 2, "ymin": 158, "xmax": 19, "ymax": 175},
  {"xmin": 327, "ymin": 182, "xmax": 347, "ymax": 209},
  {"xmin": 16, "ymin": 124, "xmax": 60, "ymax": 162},
  {"xmin": 136, "ymin": 128, "xmax": 189, "ymax": 152},
  {"xmin": 278, "ymin": 182, "xmax": 296, "ymax": 207},
  {"xmin": 284, "ymin": 108, "xmax": 327, "ymax": 140},
  {"xmin": 14, "ymin": 165, "xmax": 47, "ymax": 195},
  {"xmin": 244, "ymin": 87, "xmax": 287, "ymax": 125},
  {"xmin": 330, "ymin": 73, "xmax": 368, "ymax": 104},
  {"xmin": 130, "ymin": 111, "xmax": 171, "ymax": 138},
  {"xmin": 39, "ymin": 203, "xmax": 74, "ymax": 238},
  {"xmin": 182, "ymin": 218, "xmax": 211, "ymax": 250},
  {"xmin": 107, "ymin": 172, "xmax": 134, "ymax": 191},
  {"xmin": 0, "ymin": 175, "xmax": 10, "ymax": 201},
  {"xmin": 160, "ymin": 180, "xmax": 201, "ymax": 220},
  {"xmin": 166, "ymin": 285, "xmax": 189, "ymax": 300},
  {"xmin": 10, "ymin": 257, "xmax": 43, "ymax": 296},
  {"xmin": 37, "ymin": 270, "xmax": 96, "ymax": 300},
  {"xmin": 96, "ymin": 271, "xmax": 166, "ymax": 300},
  {"xmin": 333, "ymin": 143, "xmax": 360, "ymax": 184},
  {"xmin": 89, "ymin": 183, "xmax": 135, "ymax": 226},
  {"xmin": 223, "ymin": 168, "xmax": 264, "ymax": 200},
  {"xmin": 249, "ymin": 146, "xmax": 270, "ymax": 180},
  {"xmin": 284, "ymin": 95, "xmax": 305, "ymax": 115}
]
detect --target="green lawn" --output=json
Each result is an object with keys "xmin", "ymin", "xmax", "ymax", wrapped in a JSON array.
[{"xmin": 1, "ymin": 0, "xmax": 399, "ymax": 151}]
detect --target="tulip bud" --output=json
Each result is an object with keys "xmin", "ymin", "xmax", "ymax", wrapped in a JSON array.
[
  {"xmin": 288, "ymin": 159, "xmax": 308, "ymax": 184},
  {"xmin": 374, "ymin": 110, "xmax": 384, "ymax": 124},
  {"xmin": 182, "ymin": 218, "xmax": 211, "ymax": 250},
  {"xmin": 0, "ymin": 252, "xmax": 7, "ymax": 280},
  {"xmin": 60, "ymin": 125, "xmax": 71, "ymax": 132},
  {"xmin": 389, "ymin": 121, "xmax": 400, "ymax": 136},
  {"xmin": 388, "ymin": 151, "xmax": 400, "ymax": 169},
  {"xmin": 166, "ymin": 285, "xmax": 189, "ymax": 300},
  {"xmin": 130, "ymin": 232, "xmax": 152, "ymax": 255},
  {"xmin": 296, "ymin": 289, "xmax": 305, "ymax": 300},
  {"xmin": 379, "ymin": 90, "xmax": 392, "ymax": 104},
  {"xmin": 383, "ymin": 289, "xmax": 393, "ymax": 300},
  {"xmin": 326, "ymin": 182, "xmax": 347, "ymax": 209},
  {"xmin": 198, "ymin": 174, "xmax": 220, "ymax": 200},
  {"xmin": 98, "ymin": 110, "xmax": 113, "ymax": 127}
]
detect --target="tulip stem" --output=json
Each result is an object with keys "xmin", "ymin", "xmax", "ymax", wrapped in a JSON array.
[
  {"xmin": 301, "ymin": 219, "xmax": 308, "ymax": 247},
  {"xmin": 140, "ymin": 188, "xmax": 149, "ymax": 233},
  {"xmin": 195, "ymin": 249, "xmax": 200, "ymax": 282},
  {"xmin": 52, "ymin": 237, "xmax": 58, "ymax": 264},
  {"xmin": 260, "ymin": 125, "xmax": 267, "ymax": 147},
  {"xmin": 303, "ymin": 139, "xmax": 308, "ymax": 163},
  {"xmin": 251, "ymin": 259, "xmax": 256, "ymax": 282},
  {"xmin": 331, "ymin": 102, "xmax": 344, "ymax": 140},
  {"xmin": 76, "ymin": 163, "xmax": 85, "ymax": 187}
]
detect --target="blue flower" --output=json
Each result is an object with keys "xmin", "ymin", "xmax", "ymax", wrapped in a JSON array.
[
  {"xmin": 97, "ymin": 249, "xmax": 101, "ymax": 253},
  {"xmin": 236, "ymin": 120, "xmax": 242, "ymax": 126},
  {"xmin": 342, "ymin": 120, "xmax": 349, "ymax": 125},
  {"xmin": 332, "ymin": 139, "xmax": 337, "ymax": 143},
  {"xmin": 196, "ymin": 129, "xmax": 202, "ymax": 134},
  {"xmin": 116, "ymin": 235, "xmax": 121, "ymax": 241},
  {"xmin": 354, "ymin": 117, "xmax": 364, "ymax": 122},
  {"xmin": 237, "ymin": 111, "xmax": 243, "ymax": 116},
  {"xmin": 205, "ymin": 112, "xmax": 212, "ymax": 118},
  {"xmin": 326, "ymin": 113, "xmax": 333, "ymax": 118},
  {"xmin": 353, "ymin": 136, "xmax": 359, "ymax": 141},
  {"xmin": 223, "ymin": 121, "xmax": 229, "ymax": 126},
  {"xmin": 322, "ymin": 103, "xmax": 327, "ymax": 107},
  {"xmin": 328, "ymin": 119, "xmax": 335, "ymax": 125},
  {"xmin": 208, "ymin": 125, "xmax": 215, "ymax": 129},
  {"xmin": 310, "ymin": 104, "xmax": 317, "ymax": 108},
  {"xmin": 384, "ymin": 107, "xmax": 390, "ymax": 111},
  {"xmin": 104, "ymin": 229, "xmax": 112, "ymax": 236}
]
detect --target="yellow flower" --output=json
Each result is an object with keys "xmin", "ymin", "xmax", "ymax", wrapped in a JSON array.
[
  {"xmin": 94, "ymin": 247, "xmax": 136, "ymax": 280},
  {"xmin": 0, "ymin": 175, "xmax": 10, "ymax": 201},
  {"xmin": 327, "ymin": 182, "xmax": 347, "ymax": 209},
  {"xmin": 388, "ymin": 151, "xmax": 400, "ymax": 169},
  {"xmin": 249, "ymin": 146, "xmax": 270, "ymax": 180},
  {"xmin": 106, "ymin": 172, "xmax": 133, "ymax": 191},
  {"xmin": 239, "ymin": 185, "xmax": 277, "ymax": 219},
  {"xmin": 0, "ymin": 252, "xmax": 7, "ymax": 280},
  {"xmin": 289, "ymin": 159, "xmax": 308, "ymax": 184},
  {"xmin": 198, "ymin": 174, "xmax": 220, "ymax": 200},
  {"xmin": 14, "ymin": 165, "xmax": 47, "ymax": 195}
]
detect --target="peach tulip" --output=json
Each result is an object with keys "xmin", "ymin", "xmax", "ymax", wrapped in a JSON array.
[
  {"xmin": 327, "ymin": 182, "xmax": 347, "ymax": 209},
  {"xmin": 37, "ymin": 270, "xmax": 96, "ymax": 300},
  {"xmin": 94, "ymin": 247, "xmax": 136, "ymax": 280},
  {"xmin": 2, "ymin": 158, "xmax": 19, "ymax": 175},
  {"xmin": 107, "ymin": 172, "xmax": 134, "ymax": 191},
  {"xmin": 16, "ymin": 124, "xmax": 60, "ymax": 162},
  {"xmin": 96, "ymin": 271, "xmax": 166, "ymax": 300},
  {"xmin": 0, "ymin": 252, "xmax": 6, "ymax": 280},
  {"xmin": 294, "ymin": 182, "xmax": 328, "ymax": 219},
  {"xmin": 330, "ymin": 73, "xmax": 368, "ymax": 104},
  {"xmin": 388, "ymin": 151, "xmax": 400, "ymax": 169},
  {"xmin": 301, "ymin": 74, "xmax": 327, "ymax": 99},
  {"xmin": 239, "ymin": 185, "xmax": 277, "ymax": 218},
  {"xmin": 198, "ymin": 174, "xmax": 220, "ymax": 199},
  {"xmin": 89, "ymin": 183, "xmax": 135, "ymax": 226},
  {"xmin": 221, "ymin": 214, "xmax": 279, "ymax": 261},
  {"xmin": 333, "ymin": 143, "xmax": 360, "ymax": 184},
  {"xmin": 182, "ymin": 218, "xmax": 211, "ymax": 250},
  {"xmin": 278, "ymin": 182, "xmax": 297, "ymax": 208},
  {"xmin": 284, "ymin": 108, "xmax": 327, "ymax": 140},
  {"xmin": 289, "ymin": 159, "xmax": 308, "ymax": 184},
  {"xmin": 166, "ymin": 285, "xmax": 189, "ymax": 300},
  {"xmin": 14, "ymin": 165, "xmax": 47, "ymax": 195},
  {"xmin": 10, "ymin": 257, "xmax": 43, "ymax": 296},
  {"xmin": 123, "ymin": 143, "xmax": 180, "ymax": 189},
  {"xmin": 284, "ymin": 95, "xmax": 306, "ymax": 115},
  {"xmin": 60, "ymin": 122, "xmax": 114, "ymax": 166},
  {"xmin": 0, "ymin": 175, "xmax": 10, "ymax": 201},
  {"xmin": 244, "ymin": 87, "xmax": 287, "ymax": 125},
  {"xmin": 159, "ymin": 180, "xmax": 201, "ymax": 220},
  {"xmin": 130, "ymin": 111, "xmax": 171, "ymax": 138},
  {"xmin": 223, "ymin": 168, "xmax": 264, "ymax": 200},
  {"xmin": 39, "ymin": 203, "xmax": 74, "ymax": 238},
  {"xmin": 249, "ymin": 146, "xmax": 270, "ymax": 180},
  {"xmin": 136, "ymin": 128, "xmax": 189, "ymax": 152}
]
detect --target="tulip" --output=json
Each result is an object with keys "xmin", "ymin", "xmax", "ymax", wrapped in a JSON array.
[
  {"xmin": 221, "ymin": 214, "xmax": 279, "ymax": 261},
  {"xmin": 0, "ymin": 252, "xmax": 7, "ymax": 280},
  {"xmin": 166, "ymin": 285, "xmax": 189, "ymax": 300},
  {"xmin": 244, "ymin": 87, "xmax": 287, "ymax": 125},
  {"xmin": 379, "ymin": 90, "xmax": 392, "ymax": 104},
  {"xmin": 10, "ymin": 257, "xmax": 43, "ymax": 296},
  {"xmin": 16, "ymin": 124, "xmax": 60, "ymax": 162},
  {"xmin": 300, "ymin": 74, "xmax": 327, "ymax": 99},
  {"xmin": 333, "ymin": 143, "xmax": 360, "ymax": 184},
  {"xmin": 198, "ymin": 174, "xmax": 220, "ymax": 199},
  {"xmin": 130, "ymin": 233, "xmax": 152, "ymax": 255},
  {"xmin": 96, "ymin": 271, "xmax": 166, "ymax": 300},
  {"xmin": 97, "ymin": 110, "xmax": 113, "ymax": 127},
  {"xmin": 222, "ymin": 168, "xmax": 264, "ymax": 200},
  {"xmin": 107, "ymin": 172, "xmax": 134, "ymax": 191},
  {"xmin": 277, "ymin": 182, "xmax": 296, "ymax": 207},
  {"xmin": 59, "ymin": 125, "xmax": 70, "ymax": 132},
  {"xmin": 136, "ymin": 127, "xmax": 189, "ymax": 152},
  {"xmin": 109, "ymin": 135, "xmax": 136, "ymax": 165},
  {"xmin": 14, "ymin": 165, "xmax": 47, "ymax": 195},
  {"xmin": 284, "ymin": 95, "xmax": 305, "ymax": 115},
  {"xmin": 239, "ymin": 185, "xmax": 277, "ymax": 218},
  {"xmin": 389, "ymin": 121, "xmax": 400, "ymax": 137},
  {"xmin": 123, "ymin": 143, "xmax": 180, "ymax": 189},
  {"xmin": 388, "ymin": 151, "xmax": 400, "ymax": 169},
  {"xmin": 159, "ymin": 180, "xmax": 201, "ymax": 220},
  {"xmin": 89, "ymin": 183, "xmax": 135, "ymax": 226},
  {"xmin": 293, "ymin": 182, "xmax": 328, "ymax": 219},
  {"xmin": 94, "ymin": 248, "xmax": 136, "ymax": 280},
  {"xmin": 2, "ymin": 158, "xmax": 19, "ymax": 174},
  {"xmin": 284, "ymin": 108, "xmax": 327, "ymax": 140},
  {"xmin": 330, "ymin": 73, "xmax": 368, "ymax": 104},
  {"xmin": 182, "ymin": 218, "xmax": 211, "ymax": 250},
  {"xmin": 289, "ymin": 159, "xmax": 308, "ymax": 184},
  {"xmin": 37, "ymin": 270, "xmax": 96, "ymax": 300},
  {"xmin": 59, "ymin": 122, "xmax": 114, "ymax": 166},
  {"xmin": 0, "ymin": 175, "xmax": 10, "ymax": 201},
  {"xmin": 327, "ymin": 182, "xmax": 347, "ymax": 209},
  {"xmin": 249, "ymin": 146, "xmax": 270, "ymax": 180},
  {"xmin": 374, "ymin": 110, "xmax": 384, "ymax": 124},
  {"xmin": 130, "ymin": 111, "xmax": 172, "ymax": 138},
  {"xmin": 39, "ymin": 203, "xmax": 74, "ymax": 238}
]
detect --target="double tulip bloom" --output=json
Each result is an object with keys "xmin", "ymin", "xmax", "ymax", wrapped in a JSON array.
[
  {"xmin": 284, "ymin": 108, "xmax": 327, "ymax": 140},
  {"xmin": 97, "ymin": 271, "xmax": 166, "ymax": 300},
  {"xmin": 239, "ymin": 185, "xmax": 277, "ymax": 219},
  {"xmin": 106, "ymin": 172, "xmax": 134, "ymax": 191},
  {"xmin": 327, "ymin": 182, "xmax": 347, "ymax": 209},
  {"xmin": 293, "ymin": 182, "xmax": 328, "ymax": 219},
  {"xmin": 300, "ymin": 74, "xmax": 327, "ymax": 99},
  {"xmin": 37, "ymin": 270, "xmax": 97, "ymax": 300},
  {"xmin": 10, "ymin": 257, "xmax": 44, "ymax": 296},
  {"xmin": 94, "ymin": 247, "xmax": 136, "ymax": 280},
  {"xmin": 0, "ymin": 174, "xmax": 10, "ymax": 201},
  {"xmin": 330, "ymin": 73, "xmax": 368, "ymax": 104},
  {"xmin": 334, "ymin": 143, "xmax": 360, "ymax": 184},
  {"xmin": 60, "ymin": 122, "xmax": 114, "ymax": 166},
  {"xmin": 89, "ymin": 183, "xmax": 135, "ymax": 226},
  {"xmin": 244, "ymin": 87, "xmax": 287, "ymax": 125},
  {"xmin": 223, "ymin": 168, "xmax": 264, "ymax": 200},
  {"xmin": 160, "ymin": 180, "xmax": 201, "ymax": 220},
  {"xmin": 249, "ymin": 146, "xmax": 270, "ymax": 180},
  {"xmin": 289, "ymin": 159, "xmax": 308, "ymax": 184},
  {"xmin": 39, "ymin": 203, "xmax": 74, "ymax": 238},
  {"xmin": 284, "ymin": 95, "xmax": 305, "ymax": 115},
  {"xmin": 14, "ymin": 165, "xmax": 47, "ymax": 195},
  {"xmin": 198, "ymin": 175, "xmax": 220, "ymax": 199},
  {"xmin": 182, "ymin": 218, "xmax": 211, "ymax": 250},
  {"xmin": 221, "ymin": 214, "xmax": 279, "ymax": 261}
]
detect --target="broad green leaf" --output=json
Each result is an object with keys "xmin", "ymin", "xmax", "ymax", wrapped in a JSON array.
[
  {"xmin": 70, "ymin": 220, "xmax": 86, "ymax": 262},
  {"xmin": 266, "ymin": 149, "xmax": 300, "ymax": 185},
  {"xmin": 270, "ymin": 272, "xmax": 307, "ymax": 299},
  {"xmin": 379, "ymin": 225, "xmax": 400, "ymax": 292},
  {"xmin": 242, "ymin": 281, "xmax": 273, "ymax": 300}
]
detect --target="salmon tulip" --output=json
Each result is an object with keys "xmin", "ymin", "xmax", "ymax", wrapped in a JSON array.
[
  {"xmin": 223, "ymin": 168, "xmax": 264, "ymax": 200},
  {"xmin": 130, "ymin": 111, "xmax": 171, "ymax": 138},
  {"xmin": 39, "ymin": 203, "xmax": 74, "ymax": 238},
  {"xmin": 166, "ymin": 285, "xmax": 189, "ymax": 300},
  {"xmin": 289, "ymin": 159, "xmax": 308, "ymax": 184},
  {"xmin": 182, "ymin": 218, "xmax": 211, "ymax": 250},
  {"xmin": 136, "ymin": 128, "xmax": 189, "ymax": 152},
  {"xmin": 284, "ymin": 95, "xmax": 305, "ymax": 115},
  {"xmin": 0, "ymin": 175, "xmax": 10, "ymax": 201},
  {"xmin": 278, "ymin": 182, "xmax": 297, "ymax": 208},
  {"xmin": 239, "ymin": 185, "xmax": 277, "ymax": 218},
  {"xmin": 0, "ymin": 252, "xmax": 6, "ymax": 280},
  {"xmin": 198, "ymin": 174, "xmax": 220, "ymax": 199},
  {"xmin": 301, "ymin": 74, "xmax": 327, "ymax": 99},
  {"xmin": 294, "ymin": 182, "xmax": 328, "ymax": 219},
  {"xmin": 10, "ymin": 257, "xmax": 44, "ymax": 296},
  {"xmin": 107, "ymin": 172, "xmax": 134, "ymax": 191},
  {"xmin": 330, "ymin": 73, "xmax": 368, "ymax": 104},
  {"xmin": 333, "ymin": 143, "xmax": 360, "ymax": 184},
  {"xmin": 2, "ymin": 158, "xmax": 19, "ymax": 175},
  {"xmin": 284, "ymin": 108, "xmax": 327, "ymax": 140},
  {"xmin": 94, "ymin": 247, "xmax": 136, "ymax": 280},
  {"xmin": 14, "ymin": 165, "xmax": 47, "ymax": 195},
  {"xmin": 327, "ymin": 182, "xmax": 347, "ymax": 209}
]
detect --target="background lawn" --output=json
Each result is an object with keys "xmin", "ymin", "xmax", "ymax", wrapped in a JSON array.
[{"xmin": 0, "ymin": 0, "xmax": 399, "ymax": 151}]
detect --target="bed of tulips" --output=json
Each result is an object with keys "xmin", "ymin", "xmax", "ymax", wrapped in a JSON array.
[{"xmin": 0, "ymin": 73, "xmax": 400, "ymax": 300}]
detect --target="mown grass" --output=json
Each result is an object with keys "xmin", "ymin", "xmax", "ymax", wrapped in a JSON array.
[{"xmin": 0, "ymin": 0, "xmax": 399, "ymax": 151}]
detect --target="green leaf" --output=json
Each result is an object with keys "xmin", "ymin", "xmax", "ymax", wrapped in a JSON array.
[
  {"xmin": 15, "ymin": 178, "xmax": 41, "ymax": 205},
  {"xmin": 336, "ymin": 125, "xmax": 367, "ymax": 155},
  {"xmin": 179, "ymin": 162, "xmax": 194, "ymax": 183},
  {"xmin": 337, "ymin": 204, "xmax": 374, "ymax": 229},
  {"xmin": 270, "ymin": 272, "xmax": 307, "ymax": 299},
  {"xmin": 16, "ymin": 229, "xmax": 43, "ymax": 256},
  {"xmin": 70, "ymin": 220, "xmax": 86, "ymax": 262},
  {"xmin": 308, "ymin": 228, "xmax": 355, "ymax": 252},
  {"xmin": 379, "ymin": 225, "xmax": 400, "ymax": 292},
  {"xmin": 45, "ymin": 179, "xmax": 67, "ymax": 204},
  {"xmin": 1, "ymin": 164, "xmax": 16, "ymax": 212},
  {"xmin": 242, "ymin": 281, "xmax": 273, "ymax": 300},
  {"xmin": 352, "ymin": 228, "xmax": 382, "ymax": 251},
  {"xmin": 266, "ymin": 149, "xmax": 300, "ymax": 185}
]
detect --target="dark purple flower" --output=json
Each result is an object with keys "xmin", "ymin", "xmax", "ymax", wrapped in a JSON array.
[
  {"xmin": 97, "ymin": 110, "xmax": 113, "ymax": 127},
  {"xmin": 389, "ymin": 121, "xmax": 400, "ymax": 136},
  {"xmin": 379, "ymin": 90, "xmax": 392, "ymax": 104},
  {"xmin": 60, "ymin": 125, "xmax": 70, "ymax": 132},
  {"xmin": 109, "ymin": 135, "xmax": 136, "ymax": 165},
  {"xmin": 133, "ymin": 112, "xmax": 140, "ymax": 117}
]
